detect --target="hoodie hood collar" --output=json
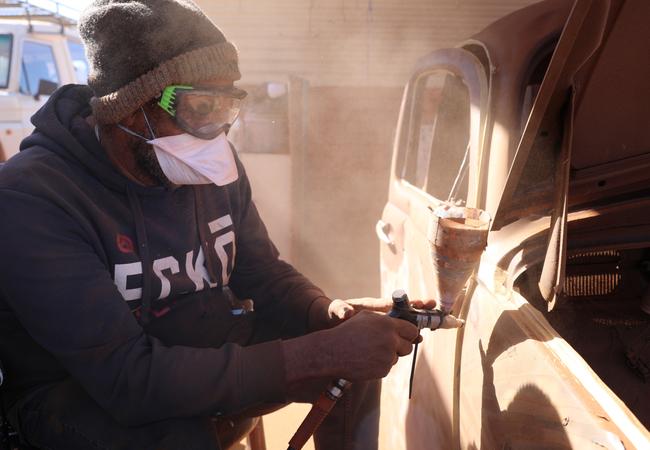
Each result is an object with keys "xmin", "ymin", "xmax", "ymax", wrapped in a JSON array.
[{"xmin": 23, "ymin": 84, "xmax": 165, "ymax": 196}]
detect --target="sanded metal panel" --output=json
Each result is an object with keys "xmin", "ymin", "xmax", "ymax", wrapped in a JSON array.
[{"xmin": 196, "ymin": 0, "xmax": 540, "ymax": 87}]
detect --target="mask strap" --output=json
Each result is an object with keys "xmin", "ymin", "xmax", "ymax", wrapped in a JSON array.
[
  {"xmin": 94, "ymin": 124, "xmax": 101, "ymax": 143},
  {"xmin": 117, "ymin": 123, "xmax": 148, "ymax": 141},
  {"xmin": 116, "ymin": 108, "xmax": 158, "ymax": 142},
  {"xmin": 141, "ymin": 107, "xmax": 157, "ymax": 140}
]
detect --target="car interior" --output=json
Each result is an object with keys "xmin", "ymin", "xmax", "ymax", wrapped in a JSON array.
[{"xmin": 515, "ymin": 249, "xmax": 650, "ymax": 429}]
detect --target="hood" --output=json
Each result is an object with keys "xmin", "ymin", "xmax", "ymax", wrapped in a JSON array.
[{"xmin": 21, "ymin": 84, "xmax": 163, "ymax": 195}]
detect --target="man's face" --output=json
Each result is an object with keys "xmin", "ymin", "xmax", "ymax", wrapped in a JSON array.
[{"xmin": 125, "ymin": 77, "xmax": 236, "ymax": 186}]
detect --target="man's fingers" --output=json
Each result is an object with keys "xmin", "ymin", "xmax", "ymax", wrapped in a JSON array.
[
  {"xmin": 392, "ymin": 318, "xmax": 419, "ymax": 342},
  {"xmin": 341, "ymin": 305, "xmax": 355, "ymax": 319},
  {"xmin": 396, "ymin": 338, "xmax": 414, "ymax": 357},
  {"xmin": 334, "ymin": 304, "xmax": 354, "ymax": 320},
  {"xmin": 341, "ymin": 297, "xmax": 393, "ymax": 312},
  {"xmin": 410, "ymin": 298, "xmax": 437, "ymax": 309},
  {"xmin": 329, "ymin": 299, "xmax": 355, "ymax": 321}
]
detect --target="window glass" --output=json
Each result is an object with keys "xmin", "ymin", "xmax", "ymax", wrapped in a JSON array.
[
  {"xmin": 0, "ymin": 34, "xmax": 12, "ymax": 88},
  {"xmin": 402, "ymin": 71, "xmax": 470, "ymax": 202},
  {"xmin": 20, "ymin": 41, "xmax": 59, "ymax": 95},
  {"xmin": 67, "ymin": 40, "xmax": 89, "ymax": 84}
]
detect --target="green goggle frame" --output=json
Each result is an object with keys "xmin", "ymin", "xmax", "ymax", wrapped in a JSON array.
[
  {"xmin": 158, "ymin": 84, "xmax": 192, "ymax": 117},
  {"xmin": 156, "ymin": 84, "xmax": 247, "ymax": 139}
]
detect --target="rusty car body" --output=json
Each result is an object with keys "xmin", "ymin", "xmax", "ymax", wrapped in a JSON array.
[{"xmin": 376, "ymin": 0, "xmax": 650, "ymax": 448}]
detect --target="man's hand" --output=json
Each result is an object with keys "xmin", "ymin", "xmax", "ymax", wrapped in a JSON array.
[
  {"xmin": 324, "ymin": 311, "xmax": 420, "ymax": 380},
  {"xmin": 284, "ymin": 310, "xmax": 420, "ymax": 384},
  {"xmin": 308, "ymin": 296, "xmax": 437, "ymax": 331},
  {"xmin": 308, "ymin": 297, "xmax": 354, "ymax": 331},
  {"xmin": 327, "ymin": 299, "xmax": 355, "ymax": 321}
]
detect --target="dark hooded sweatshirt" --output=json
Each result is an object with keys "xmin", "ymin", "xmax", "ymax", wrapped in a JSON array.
[{"xmin": 0, "ymin": 85, "xmax": 327, "ymax": 426}]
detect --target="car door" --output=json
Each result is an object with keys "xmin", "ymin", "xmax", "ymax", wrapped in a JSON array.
[{"xmin": 377, "ymin": 47, "xmax": 488, "ymax": 450}]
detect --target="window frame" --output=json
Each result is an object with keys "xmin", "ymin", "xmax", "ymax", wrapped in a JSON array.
[
  {"xmin": 19, "ymin": 39, "xmax": 60, "ymax": 96},
  {"xmin": 66, "ymin": 38, "xmax": 89, "ymax": 85},
  {"xmin": 400, "ymin": 69, "xmax": 472, "ymax": 201},
  {"xmin": 393, "ymin": 48, "xmax": 489, "ymax": 209},
  {"xmin": 0, "ymin": 33, "xmax": 14, "ymax": 89}
]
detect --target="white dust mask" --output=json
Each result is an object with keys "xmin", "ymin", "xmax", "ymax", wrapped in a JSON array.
[
  {"xmin": 117, "ymin": 109, "xmax": 239, "ymax": 186},
  {"xmin": 148, "ymin": 132, "xmax": 239, "ymax": 186}
]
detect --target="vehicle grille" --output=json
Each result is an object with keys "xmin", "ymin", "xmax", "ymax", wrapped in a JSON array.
[{"xmin": 564, "ymin": 250, "xmax": 621, "ymax": 297}]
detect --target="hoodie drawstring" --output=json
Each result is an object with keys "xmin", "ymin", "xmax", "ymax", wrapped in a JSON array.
[
  {"xmin": 125, "ymin": 184, "xmax": 221, "ymax": 325},
  {"xmin": 127, "ymin": 185, "xmax": 154, "ymax": 324},
  {"xmin": 193, "ymin": 186, "xmax": 220, "ymax": 285}
]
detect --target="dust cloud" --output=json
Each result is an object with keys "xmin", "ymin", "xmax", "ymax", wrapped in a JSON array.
[{"xmin": 192, "ymin": 0, "xmax": 538, "ymax": 298}]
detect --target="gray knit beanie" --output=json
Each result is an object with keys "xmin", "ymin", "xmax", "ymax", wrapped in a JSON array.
[{"xmin": 79, "ymin": 0, "xmax": 241, "ymax": 124}]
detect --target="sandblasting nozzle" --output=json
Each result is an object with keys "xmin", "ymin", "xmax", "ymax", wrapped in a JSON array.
[{"xmin": 389, "ymin": 289, "xmax": 464, "ymax": 330}]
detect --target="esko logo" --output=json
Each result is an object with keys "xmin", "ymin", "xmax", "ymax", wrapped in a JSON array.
[{"xmin": 113, "ymin": 215, "xmax": 235, "ymax": 302}]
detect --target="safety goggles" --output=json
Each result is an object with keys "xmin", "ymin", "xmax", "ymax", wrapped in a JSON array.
[{"xmin": 157, "ymin": 85, "xmax": 248, "ymax": 139}]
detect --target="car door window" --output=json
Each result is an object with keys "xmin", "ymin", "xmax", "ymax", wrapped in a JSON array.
[
  {"xmin": 67, "ymin": 40, "xmax": 89, "ymax": 84},
  {"xmin": 402, "ymin": 71, "xmax": 470, "ymax": 203},
  {"xmin": 0, "ymin": 34, "xmax": 12, "ymax": 89},
  {"xmin": 20, "ymin": 41, "xmax": 59, "ymax": 95}
]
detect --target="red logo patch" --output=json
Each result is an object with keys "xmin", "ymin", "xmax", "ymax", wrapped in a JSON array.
[{"xmin": 116, "ymin": 234, "xmax": 135, "ymax": 253}]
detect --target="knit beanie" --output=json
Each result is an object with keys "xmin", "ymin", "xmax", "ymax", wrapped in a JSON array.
[{"xmin": 79, "ymin": 0, "xmax": 241, "ymax": 124}]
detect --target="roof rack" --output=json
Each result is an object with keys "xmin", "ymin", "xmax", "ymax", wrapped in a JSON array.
[{"xmin": 0, "ymin": 0, "xmax": 79, "ymax": 33}]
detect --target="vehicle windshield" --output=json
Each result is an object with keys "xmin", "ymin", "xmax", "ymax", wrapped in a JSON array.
[{"xmin": 0, "ymin": 34, "xmax": 12, "ymax": 88}]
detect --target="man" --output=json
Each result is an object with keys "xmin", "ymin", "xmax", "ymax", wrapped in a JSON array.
[{"xmin": 0, "ymin": 1, "xmax": 422, "ymax": 449}]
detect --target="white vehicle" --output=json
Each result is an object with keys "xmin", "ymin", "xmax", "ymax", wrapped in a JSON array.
[{"xmin": 0, "ymin": 0, "xmax": 88, "ymax": 161}]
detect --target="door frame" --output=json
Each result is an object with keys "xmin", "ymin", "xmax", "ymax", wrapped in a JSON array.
[{"xmin": 378, "ymin": 47, "xmax": 490, "ymax": 449}]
